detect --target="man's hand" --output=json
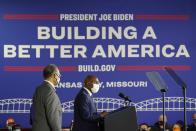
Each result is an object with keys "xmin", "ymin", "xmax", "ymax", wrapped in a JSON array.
[{"xmin": 101, "ymin": 111, "xmax": 109, "ymax": 118}]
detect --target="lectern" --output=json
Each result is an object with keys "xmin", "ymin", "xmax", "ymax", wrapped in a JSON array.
[{"xmin": 104, "ymin": 106, "xmax": 138, "ymax": 131}]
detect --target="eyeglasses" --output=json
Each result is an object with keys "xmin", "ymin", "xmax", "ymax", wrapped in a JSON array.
[{"xmin": 55, "ymin": 73, "xmax": 61, "ymax": 78}]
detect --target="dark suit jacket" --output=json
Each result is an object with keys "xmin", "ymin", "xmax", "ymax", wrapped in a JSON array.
[
  {"xmin": 188, "ymin": 124, "xmax": 196, "ymax": 131},
  {"xmin": 72, "ymin": 88, "xmax": 101, "ymax": 131},
  {"xmin": 151, "ymin": 122, "xmax": 171, "ymax": 131},
  {"xmin": 32, "ymin": 81, "xmax": 62, "ymax": 131}
]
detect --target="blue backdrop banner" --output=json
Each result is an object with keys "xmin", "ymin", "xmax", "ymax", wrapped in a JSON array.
[{"xmin": 0, "ymin": 0, "xmax": 195, "ymax": 128}]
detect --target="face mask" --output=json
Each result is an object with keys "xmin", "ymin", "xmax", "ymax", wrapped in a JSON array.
[
  {"xmin": 55, "ymin": 74, "xmax": 60, "ymax": 85},
  {"xmin": 8, "ymin": 126, "xmax": 12, "ymax": 131},
  {"xmin": 14, "ymin": 129, "xmax": 21, "ymax": 131},
  {"xmin": 158, "ymin": 121, "xmax": 164, "ymax": 125},
  {"xmin": 56, "ymin": 77, "xmax": 60, "ymax": 84},
  {"xmin": 173, "ymin": 128, "xmax": 180, "ymax": 131},
  {"xmin": 91, "ymin": 84, "xmax": 100, "ymax": 93},
  {"xmin": 141, "ymin": 129, "xmax": 147, "ymax": 131}
]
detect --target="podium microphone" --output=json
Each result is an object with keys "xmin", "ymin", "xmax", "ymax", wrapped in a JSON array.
[{"xmin": 119, "ymin": 93, "xmax": 132, "ymax": 102}]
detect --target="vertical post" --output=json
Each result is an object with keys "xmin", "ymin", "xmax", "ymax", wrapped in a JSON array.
[
  {"xmin": 183, "ymin": 87, "xmax": 187, "ymax": 131},
  {"xmin": 163, "ymin": 92, "xmax": 165, "ymax": 131},
  {"xmin": 161, "ymin": 89, "xmax": 166, "ymax": 131}
]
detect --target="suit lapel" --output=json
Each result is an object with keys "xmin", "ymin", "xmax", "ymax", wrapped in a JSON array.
[{"xmin": 82, "ymin": 88, "xmax": 98, "ymax": 113}]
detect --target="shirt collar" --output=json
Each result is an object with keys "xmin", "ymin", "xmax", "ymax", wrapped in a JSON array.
[
  {"xmin": 44, "ymin": 80, "xmax": 56, "ymax": 91},
  {"xmin": 84, "ymin": 87, "xmax": 92, "ymax": 96}
]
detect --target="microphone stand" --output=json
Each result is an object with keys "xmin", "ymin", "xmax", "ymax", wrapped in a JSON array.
[
  {"xmin": 165, "ymin": 67, "xmax": 187, "ymax": 131},
  {"xmin": 183, "ymin": 86, "xmax": 187, "ymax": 131},
  {"xmin": 161, "ymin": 89, "xmax": 166, "ymax": 131}
]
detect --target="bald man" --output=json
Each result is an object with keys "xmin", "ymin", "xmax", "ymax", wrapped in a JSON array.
[
  {"xmin": 151, "ymin": 114, "xmax": 171, "ymax": 131},
  {"xmin": 32, "ymin": 64, "xmax": 62, "ymax": 131},
  {"xmin": 72, "ymin": 75, "xmax": 108, "ymax": 131},
  {"xmin": 188, "ymin": 112, "xmax": 196, "ymax": 131}
]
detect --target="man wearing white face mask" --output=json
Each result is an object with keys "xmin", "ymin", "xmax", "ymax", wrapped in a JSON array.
[
  {"xmin": 73, "ymin": 75, "xmax": 108, "ymax": 131},
  {"xmin": 32, "ymin": 64, "xmax": 62, "ymax": 131}
]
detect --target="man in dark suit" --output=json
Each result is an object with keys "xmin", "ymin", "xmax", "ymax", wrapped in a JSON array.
[
  {"xmin": 32, "ymin": 64, "xmax": 62, "ymax": 131},
  {"xmin": 151, "ymin": 114, "xmax": 171, "ymax": 131},
  {"xmin": 72, "ymin": 75, "xmax": 108, "ymax": 131}
]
